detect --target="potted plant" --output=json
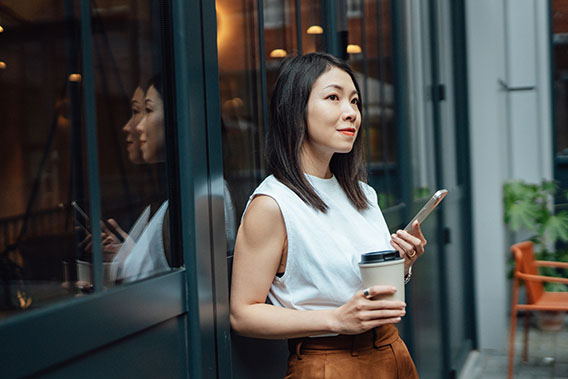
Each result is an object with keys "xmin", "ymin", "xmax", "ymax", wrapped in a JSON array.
[{"xmin": 503, "ymin": 180, "xmax": 568, "ymax": 330}]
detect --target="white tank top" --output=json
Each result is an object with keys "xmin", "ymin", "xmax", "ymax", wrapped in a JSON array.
[{"xmin": 244, "ymin": 174, "xmax": 393, "ymax": 310}]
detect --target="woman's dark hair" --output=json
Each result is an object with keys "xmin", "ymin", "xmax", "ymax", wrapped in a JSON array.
[
  {"xmin": 266, "ymin": 52, "xmax": 368, "ymax": 212},
  {"xmin": 146, "ymin": 74, "xmax": 162, "ymax": 97}
]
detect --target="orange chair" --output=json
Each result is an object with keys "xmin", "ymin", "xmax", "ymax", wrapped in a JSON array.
[{"xmin": 508, "ymin": 241, "xmax": 568, "ymax": 379}]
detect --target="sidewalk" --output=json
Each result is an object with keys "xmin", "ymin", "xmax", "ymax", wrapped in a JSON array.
[{"xmin": 463, "ymin": 314, "xmax": 568, "ymax": 379}]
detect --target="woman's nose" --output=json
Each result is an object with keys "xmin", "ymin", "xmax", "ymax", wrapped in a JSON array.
[
  {"xmin": 342, "ymin": 101, "xmax": 358, "ymax": 121},
  {"xmin": 135, "ymin": 116, "xmax": 145, "ymax": 134},
  {"xmin": 123, "ymin": 119, "xmax": 131, "ymax": 134}
]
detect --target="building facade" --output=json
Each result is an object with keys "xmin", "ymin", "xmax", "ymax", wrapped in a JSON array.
[{"xmin": 0, "ymin": 0, "xmax": 558, "ymax": 378}]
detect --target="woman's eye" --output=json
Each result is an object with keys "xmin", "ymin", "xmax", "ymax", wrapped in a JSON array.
[
  {"xmin": 351, "ymin": 98, "xmax": 360, "ymax": 105},
  {"xmin": 132, "ymin": 109, "xmax": 140, "ymax": 115},
  {"xmin": 145, "ymin": 107, "xmax": 152, "ymax": 113},
  {"xmin": 328, "ymin": 94, "xmax": 339, "ymax": 101}
]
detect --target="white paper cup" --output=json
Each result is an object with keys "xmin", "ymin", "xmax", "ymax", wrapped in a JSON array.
[
  {"xmin": 76, "ymin": 259, "xmax": 114, "ymax": 287},
  {"xmin": 358, "ymin": 250, "xmax": 405, "ymax": 302}
]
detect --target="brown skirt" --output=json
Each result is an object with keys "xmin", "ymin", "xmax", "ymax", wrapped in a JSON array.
[{"xmin": 285, "ymin": 324, "xmax": 418, "ymax": 379}]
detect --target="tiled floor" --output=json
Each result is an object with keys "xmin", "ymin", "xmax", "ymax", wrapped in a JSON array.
[{"xmin": 466, "ymin": 314, "xmax": 568, "ymax": 379}]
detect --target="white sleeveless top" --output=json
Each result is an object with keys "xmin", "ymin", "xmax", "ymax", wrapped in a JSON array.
[
  {"xmin": 244, "ymin": 174, "xmax": 393, "ymax": 310},
  {"xmin": 110, "ymin": 200, "xmax": 170, "ymax": 283}
]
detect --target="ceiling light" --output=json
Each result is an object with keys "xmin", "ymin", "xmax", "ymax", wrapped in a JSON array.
[
  {"xmin": 0, "ymin": 26, "xmax": 4, "ymax": 33},
  {"xmin": 68, "ymin": 73, "xmax": 82, "ymax": 82},
  {"xmin": 346, "ymin": 44, "xmax": 362, "ymax": 54},
  {"xmin": 269, "ymin": 49, "xmax": 287, "ymax": 58},
  {"xmin": 0, "ymin": 61, "xmax": 6, "ymax": 70},
  {"xmin": 306, "ymin": 25, "xmax": 323, "ymax": 35}
]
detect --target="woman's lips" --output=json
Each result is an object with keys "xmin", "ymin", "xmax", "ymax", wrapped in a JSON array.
[{"xmin": 339, "ymin": 128, "xmax": 356, "ymax": 136}]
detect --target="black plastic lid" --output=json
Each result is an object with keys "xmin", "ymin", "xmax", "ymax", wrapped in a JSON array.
[{"xmin": 360, "ymin": 250, "xmax": 402, "ymax": 264}]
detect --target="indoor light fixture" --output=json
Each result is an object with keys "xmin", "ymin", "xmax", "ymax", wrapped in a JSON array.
[
  {"xmin": 269, "ymin": 49, "xmax": 287, "ymax": 58},
  {"xmin": 68, "ymin": 73, "xmax": 82, "ymax": 82},
  {"xmin": 306, "ymin": 25, "xmax": 323, "ymax": 34},
  {"xmin": 346, "ymin": 44, "xmax": 362, "ymax": 54},
  {"xmin": 0, "ymin": 26, "xmax": 4, "ymax": 33},
  {"xmin": 0, "ymin": 61, "xmax": 6, "ymax": 70}
]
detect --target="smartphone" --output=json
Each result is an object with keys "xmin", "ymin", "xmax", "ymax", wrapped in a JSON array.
[
  {"xmin": 72, "ymin": 201, "xmax": 90, "ymax": 234},
  {"xmin": 404, "ymin": 189, "xmax": 448, "ymax": 232},
  {"xmin": 72, "ymin": 201, "xmax": 125, "ymax": 242}
]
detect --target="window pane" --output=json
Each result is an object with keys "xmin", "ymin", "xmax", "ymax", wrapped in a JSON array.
[
  {"xmin": 92, "ymin": 0, "xmax": 180, "ymax": 286},
  {"xmin": 553, "ymin": 0, "xmax": 568, "ymax": 203},
  {"xmin": 301, "ymin": 0, "xmax": 323, "ymax": 53},
  {"xmin": 345, "ymin": 0, "xmax": 400, "ymax": 208},
  {"xmin": 0, "ymin": 3, "xmax": 89, "ymax": 318},
  {"xmin": 217, "ymin": 0, "xmax": 265, "ymax": 231}
]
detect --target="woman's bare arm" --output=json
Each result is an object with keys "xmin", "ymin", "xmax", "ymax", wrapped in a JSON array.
[{"xmin": 229, "ymin": 195, "xmax": 406, "ymax": 339}]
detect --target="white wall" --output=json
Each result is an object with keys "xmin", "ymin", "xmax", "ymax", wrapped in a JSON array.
[{"xmin": 465, "ymin": 0, "xmax": 553, "ymax": 350}]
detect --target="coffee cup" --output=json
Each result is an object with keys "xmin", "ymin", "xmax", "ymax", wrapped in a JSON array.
[{"xmin": 358, "ymin": 250, "xmax": 405, "ymax": 302}]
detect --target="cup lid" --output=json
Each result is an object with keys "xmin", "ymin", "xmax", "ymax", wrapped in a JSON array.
[{"xmin": 360, "ymin": 250, "xmax": 402, "ymax": 264}]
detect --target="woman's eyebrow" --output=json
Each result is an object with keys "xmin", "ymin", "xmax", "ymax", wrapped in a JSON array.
[{"xmin": 322, "ymin": 84, "xmax": 358, "ymax": 96}]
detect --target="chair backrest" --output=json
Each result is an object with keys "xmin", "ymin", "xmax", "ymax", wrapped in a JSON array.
[{"xmin": 511, "ymin": 241, "xmax": 544, "ymax": 303}]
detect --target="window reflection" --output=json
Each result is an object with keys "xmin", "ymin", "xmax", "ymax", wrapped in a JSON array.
[
  {"xmin": 0, "ymin": 2, "xmax": 87, "ymax": 318},
  {"xmin": 217, "ymin": 0, "xmax": 265, "ymax": 224},
  {"xmin": 91, "ymin": 2, "xmax": 177, "ymax": 285},
  {"xmin": 0, "ymin": 1, "xmax": 181, "ymax": 320},
  {"xmin": 345, "ymin": 0, "xmax": 399, "ymax": 208}
]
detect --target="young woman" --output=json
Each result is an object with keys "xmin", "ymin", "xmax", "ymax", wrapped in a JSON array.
[{"xmin": 230, "ymin": 52, "xmax": 426, "ymax": 377}]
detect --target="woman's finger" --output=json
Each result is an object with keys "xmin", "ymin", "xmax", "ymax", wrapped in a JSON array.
[
  {"xmin": 106, "ymin": 218, "xmax": 129, "ymax": 239},
  {"xmin": 391, "ymin": 234, "xmax": 416, "ymax": 259},
  {"xmin": 411, "ymin": 221, "xmax": 428, "ymax": 247}
]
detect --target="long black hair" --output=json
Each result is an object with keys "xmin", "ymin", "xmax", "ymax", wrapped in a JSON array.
[{"xmin": 266, "ymin": 52, "xmax": 368, "ymax": 212}]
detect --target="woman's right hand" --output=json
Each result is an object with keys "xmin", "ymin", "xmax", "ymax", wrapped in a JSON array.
[{"xmin": 330, "ymin": 285, "xmax": 406, "ymax": 335}]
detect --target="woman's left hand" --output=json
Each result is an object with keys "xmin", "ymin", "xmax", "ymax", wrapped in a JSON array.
[{"xmin": 390, "ymin": 221, "xmax": 427, "ymax": 273}]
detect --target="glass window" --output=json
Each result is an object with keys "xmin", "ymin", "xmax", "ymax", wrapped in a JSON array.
[
  {"xmin": 91, "ymin": 0, "xmax": 180, "ymax": 286},
  {"xmin": 217, "ymin": 0, "xmax": 299, "ymax": 230},
  {"xmin": 0, "ymin": 1, "xmax": 180, "ymax": 320},
  {"xmin": 344, "ymin": 0, "xmax": 400, "ymax": 208},
  {"xmin": 0, "ymin": 3, "xmax": 88, "ymax": 318},
  {"xmin": 552, "ymin": 1, "xmax": 568, "ymax": 205},
  {"xmin": 301, "ymin": 0, "xmax": 323, "ymax": 54},
  {"xmin": 217, "ymin": 0, "xmax": 264, "ymax": 230}
]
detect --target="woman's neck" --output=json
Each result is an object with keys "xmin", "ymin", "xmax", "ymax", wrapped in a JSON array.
[{"xmin": 300, "ymin": 145, "xmax": 333, "ymax": 179}]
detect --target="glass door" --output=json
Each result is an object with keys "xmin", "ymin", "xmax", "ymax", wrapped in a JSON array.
[{"xmin": 404, "ymin": 0, "xmax": 475, "ymax": 376}]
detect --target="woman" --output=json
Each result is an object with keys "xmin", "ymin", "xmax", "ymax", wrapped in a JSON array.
[{"xmin": 230, "ymin": 52, "xmax": 426, "ymax": 378}]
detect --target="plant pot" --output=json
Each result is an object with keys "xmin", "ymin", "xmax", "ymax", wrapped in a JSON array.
[{"xmin": 535, "ymin": 311, "xmax": 566, "ymax": 331}]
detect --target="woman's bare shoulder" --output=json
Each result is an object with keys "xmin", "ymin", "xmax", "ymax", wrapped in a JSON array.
[
  {"xmin": 239, "ymin": 195, "xmax": 286, "ymax": 248},
  {"xmin": 243, "ymin": 195, "xmax": 283, "ymax": 228}
]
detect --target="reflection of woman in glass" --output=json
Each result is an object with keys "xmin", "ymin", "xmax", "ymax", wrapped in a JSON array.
[
  {"xmin": 123, "ymin": 86, "xmax": 146, "ymax": 164},
  {"xmin": 230, "ymin": 53, "xmax": 425, "ymax": 377},
  {"xmin": 110, "ymin": 77, "xmax": 170, "ymax": 283},
  {"xmin": 79, "ymin": 85, "xmax": 147, "ymax": 257},
  {"xmin": 97, "ymin": 85, "xmax": 147, "ymax": 254},
  {"xmin": 137, "ymin": 83, "xmax": 166, "ymax": 164}
]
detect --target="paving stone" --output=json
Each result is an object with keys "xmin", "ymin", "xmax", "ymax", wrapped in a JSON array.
[{"xmin": 473, "ymin": 319, "xmax": 568, "ymax": 379}]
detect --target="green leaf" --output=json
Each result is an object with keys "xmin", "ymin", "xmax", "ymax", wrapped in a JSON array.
[
  {"xmin": 506, "ymin": 200, "xmax": 540, "ymax": 232},
  {"xmin": 543, "ymin": 211, "xmax": 568, "ymax": 245}
]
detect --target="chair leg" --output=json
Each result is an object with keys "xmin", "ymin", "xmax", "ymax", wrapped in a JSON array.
[
  {"xmin": 508, "ymin": 307, "xmax": 518, "ymax": 379},
  {"xmin": 522, "ymin": 311, "xmax": 530, "ymax": 363},
  {"xmin": 508, "ymin": 277, "xmax": 521, "ymax": 379}
]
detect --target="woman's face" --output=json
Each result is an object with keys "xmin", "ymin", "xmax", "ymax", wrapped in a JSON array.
[
  {"xmin": 136, "ymin": 85, "xmax": 165, "ymax": 163},
  {"xmin": 303, "ymin": 67, "xmax": 361, "ymax": 160},
  {"xmin": 123, "ymin": 87, "xmax": 145, "ymax": 164}
]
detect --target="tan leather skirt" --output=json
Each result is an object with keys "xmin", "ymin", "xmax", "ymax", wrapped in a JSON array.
[{"xmin": 285, "ymin": 324, "xmax": 418, "ymax": 379}]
